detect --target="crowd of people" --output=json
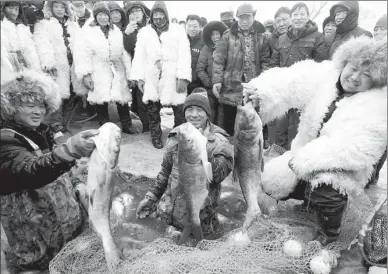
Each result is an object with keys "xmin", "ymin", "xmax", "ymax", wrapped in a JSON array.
[{"xmin": 0, "ymin": 0, "xmax": 387, "ymax": 273}]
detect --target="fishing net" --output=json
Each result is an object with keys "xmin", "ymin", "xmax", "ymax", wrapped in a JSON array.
[{"xmin": 49, "ymin": 150, "xmax": 381, "ymax": 274}]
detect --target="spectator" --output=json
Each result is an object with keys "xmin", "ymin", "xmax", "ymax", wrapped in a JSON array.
[
  {"xmin": 22, "ymin": 1, "xmax": 45, "ymax": 33},
  {"xmin": 179, "ymin": 20, "xmax": 185, "ymax": 29},
  {"xmin": 268, "ymin": 7, "xmax": 291, "ymax": 55},
  {"xmin": 322, "ymin": 16, "xmax": 336, "ymax": 38},
  {"xmin": 200, "ymin": 16, "xmax": 208, "ymax": 28},
  {"xmin": 130, "ymin": 1, "xmax": 191, "ymax": 149},
  {"xmin": 71, "ymin": 1, "xmax": 91, "ymax": 28},
  {"xmin": 220, "ymin": 10, "xmax": 235, "ymax": 29},
  {"xmin": 186, "ymin": 14, "xmax": 205, "ymax": 94},
  {"xmin": 171, "ymin": 17, "xmax": 178, "ymax": 23},
  {"xmin": 212, "ymin": 3, "xmax": 270, "ymax": 136},
  {"xmin": 123, "ymin": 1, "xmax": 151, "ymax": 133},
  {"xmin": 374, "ymin": 14, "xmax": 387, "ymax": 41},
  {"xmin": 269, "ymin": 2, "xmax": 327, "ymax": 151},
  {"xmin": 328, "ymin": 1, "xmax": 372, "ymax": 59},
  {"xmin": 108, "ymin": 2, "xmax": 127, "ymax": 32},
  {"xmin": 263, "ymin": 19, "xmax": 275, "ymax": 38},
  {"xmin": 196, "ymin": 21, "xmax": 228, "ymax": 124}
]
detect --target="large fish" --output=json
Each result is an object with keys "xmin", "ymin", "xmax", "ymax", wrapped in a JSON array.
[
  {"xmin": 87, "ymin": 122, "xmax": 122, "ymax": 273},
  {"xmin": 233, "ymin": 102, "xmax": 276, "ymax": 232},
  {"xmin": 172, "ymin": 122, "xmax": 213, "ymax": 246}
]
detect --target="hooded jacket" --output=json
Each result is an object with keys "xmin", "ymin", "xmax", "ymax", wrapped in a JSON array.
[
  {"xmin": 196, "ymin": 21, "xmax": 228, "ymax": 89},
  {"xmin": 212, "ymin": 20, "xmax": 270, "ymax": 106},
  {"xmin": 129, "ymin": 1, "xmax": 191, "ymax": 106},
  {"xmin": 123, "ymin": 1, "xmax": 150, "ymax": 57},
  {"xmin": 269, "ymin": 20, "xmax": 328, "ymax": 68},
  {"xmin": 1, "ymin": 2, "xmax": 41, "ymax": 82},
  {"xmin": 245, "ymin": 36, "xmax": 387, "ymax": 200},
  {"xmin": 108, "ymin": 2, "xmax": 127, "ymax": 32},
  {"xmin": 75, "ymin": 8, "xmax": 91, "ymax": 28},
  {"xmin": 328, "ymin": 1, "xmax": 372, "ymax": 59},
  {"xmin": 33, "ymin": 1, "xmax": 86, "ymax": 99}
]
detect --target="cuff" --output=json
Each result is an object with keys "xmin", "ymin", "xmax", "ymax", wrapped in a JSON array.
[
  {"xmin": 53, "ymin": 144, "xmax": 79, "ymax": 162},
  {"xmin": 145, "ymin": 191, "xmax": 158, "ymax": 203}
]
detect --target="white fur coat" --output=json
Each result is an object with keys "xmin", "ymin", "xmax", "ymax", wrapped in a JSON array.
[
  {"xmin": 1, "ymin": 18, "xmax": 41, "ymax": 84},
  {"xmin": 73, "ymin": 24, "xmax": 132, "ymax": 105},
  {"xmin": 33, "ymin": 18, "xmax": 86, "ymax": 99},
  {"xmin": 130, "ymin": 24, "xmax": 191, "ymax": 106},
  {"xmin": 247, "ymin": 60, "xmax": 387, "ymax": 198}
]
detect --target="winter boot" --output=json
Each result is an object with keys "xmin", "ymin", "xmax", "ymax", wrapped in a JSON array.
[
  {"xmin": 95, "ymin": 103, "xmax": 109, "ymax": 126},
  {"xmin": 148, "ymin": 101, "xmax": 164, "ymax": 149},
  {"xmin": 142, "ymin": 125, "xmax": 150, "ymax": 133},
  {"xmin": 117, "ymin": 103, "xmax": 138, "ymax": 134},
  {"xmin": 172, "ymin": 104, "xmax": 186, "ymax": 128},
  {"xmin": 313, "ymin": 211, "xmax": 344, "ymax": 246}
]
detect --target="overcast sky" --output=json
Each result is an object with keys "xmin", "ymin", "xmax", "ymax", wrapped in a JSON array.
[{"xmin": 118, "ymin": 1, "xmax": 386, "ymax": 33}]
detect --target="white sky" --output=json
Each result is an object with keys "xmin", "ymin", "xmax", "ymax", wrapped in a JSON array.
[{"xmin": 117, "ymin": 1, "xmax": 387, "ymax": 33}]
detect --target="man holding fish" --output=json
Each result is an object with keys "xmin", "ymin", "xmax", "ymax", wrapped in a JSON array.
[{"xmin": 136, "ymin": 88, "xmax": 234, "ymax": 243}]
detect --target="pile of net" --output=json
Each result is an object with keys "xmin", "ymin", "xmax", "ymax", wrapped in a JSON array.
[{"xmin": 49, "ymin": 145, "xmax": 379, "ymax": 274}]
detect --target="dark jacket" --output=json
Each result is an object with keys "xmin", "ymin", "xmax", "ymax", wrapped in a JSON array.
[
  {"xmin": 328, "ymin": 1, "xmax": 372, "ymax": 59},
  {"xmin": 188, "ymin": 32, "xmax": 205, "ymax": 91},
  {"xmin": 269, "ymin": 20, "xmax": 328, "ymax": 68},
  {"xmin": 0, "ymin": 122, "xmax": 76, "ymax": 195},
  {"xmin": 77, "ymin": 8, "xmax": 91, "ymax": 28},
  {"xmin": 212, "ymin": 21, "xmax": 271, "ymax": 106},
  {"xmin": 268, "ymin": 29, "xmax": 281, "ymax": 56}
]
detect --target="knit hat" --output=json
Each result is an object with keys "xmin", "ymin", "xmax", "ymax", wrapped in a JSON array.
[
  {"xmin": 333, "ymin": 36, "xmax": 387, "ymax": 88},
  {"xmin": 236, "ymin": 3, "xmax": 256, "ymax": 17},
  {"xmin": 93, "ymin": 2, "xmax": 110, "ymax": 19},
  {"xmin": 220, "ymin": 11, "xmax": 234, "ymax": 21},
  {"xmin": 183, "ymin": 88, "xmax": 211, "ymax": 117},
  {"xmin": 1, "ymin": 70, "xmax": 61, "ymax": 121},
  {"xmin": 375, "ymin": 14, "xmax": 387, "ymax": 29}
]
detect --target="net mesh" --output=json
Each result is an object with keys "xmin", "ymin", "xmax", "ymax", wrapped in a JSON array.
[{"xmin": 49, "ymin": 144, "xmax": 377, "ymax": 274}]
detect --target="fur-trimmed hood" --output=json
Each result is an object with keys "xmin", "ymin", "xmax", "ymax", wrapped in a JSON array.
[
  {"xmin": 330, "ymin": 1, "xmax": 359, "ymax": 34},
  {"xmin": 1, "ymin": 70, "xmax": 62, "ymax": 120},
  {"xmin": 202, "ymin": 21, "xmax": 228, "ymax": 47},
  {"xmin": 43, "ymin": 0, "xmax": 75, "ymax": 21},
  {"xmin": 124, "ymin": 1, "xmax": 150, "ymax": 27},
  {"xmin": 107, "ymin": 1, "xmax": 127, "ymax": 29},
  {"xmin": 1, "ymin": 1, "xmax": 26, "ymax": 25},
  {"xmin": 332, "ymin": 36, "xmax": 387, "ymax": 87}
]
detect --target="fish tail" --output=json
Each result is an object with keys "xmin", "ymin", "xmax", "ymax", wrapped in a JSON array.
[
  {"xmin": 179, "ymin": 224, "xmax": 192, "ymax": 245},
  {"xmin": 191, "ymin": 223, "xmax": 203, "ymax": 244}
]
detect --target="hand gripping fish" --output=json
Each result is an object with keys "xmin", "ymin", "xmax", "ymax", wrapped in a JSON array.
[
  {"xmin": 233, "ymin": 102, "xmax": 276, "ymax": 232},
  {"xmin": 87, "ymin": 122, "xmax": 123, "ymax": 273},
  {"xmin": 172, "ymin": 122, "xmax": 213, "ymax": 246}
]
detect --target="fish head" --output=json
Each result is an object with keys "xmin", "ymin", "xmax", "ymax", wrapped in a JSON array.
[
  {"xmin": 173, "ymin": 123, "xmax": 204, "ymax": 162},
  {"xmin": 235, "ymin": 102, "xmax": 263, "ymax": 141},
  {"xmin": 93, "ymin": 122, "xmax": 121, "ymax": 168}
]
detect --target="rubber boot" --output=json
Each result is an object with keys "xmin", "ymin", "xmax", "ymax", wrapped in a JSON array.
[
  {"xmin": 117, "ymin": 103, "xmax": 138, "ymax": 134},
  {"xmin": 147, "ymin": 101, "xmax": 163, "ymax": 149},
  {"xmin": 135, "ymin": 86, "xmax": 150, "ymax": 132},
  {"xmin": 95, "ymin": 103, "xmax": 109, "ymax": 126},
  {"xmin": 313, "ymin": 210, "xmax": 344, "ymax": 246},
  {"xmin": 172, "ymin": 104, "xmax": 186, "ymax": 128}
]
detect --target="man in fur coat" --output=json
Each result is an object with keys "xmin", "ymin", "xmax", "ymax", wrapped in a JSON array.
[
  {"xmin": 244, "ymin": 36, "xmax": 387, "ymax": 246},
  {"xmin": 130, "ymin": 1, "xmax": 191, "ymax": 149}
]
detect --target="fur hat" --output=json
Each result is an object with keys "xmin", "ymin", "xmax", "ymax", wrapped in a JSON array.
[
  {"xmin": 183, "ymin": 88, "xmax": 211, "ymax": 117},
  {"xmin": 43, "ymin": 1, "xmax": 75, "ymax": 21},
  {"xmin": 1, "ymin": 70, "xmax": 62, "ymax": 121},
  {"xmin": 202, "ymin": 21, "xmax": 228, "ymax": 47},
  {"xmin": 332, "ymin": 36, "xmax": 387, "ymax": 88},
  {"xmin": 220, "ymin": 11, "xmax": 234, "ymax": 21}
]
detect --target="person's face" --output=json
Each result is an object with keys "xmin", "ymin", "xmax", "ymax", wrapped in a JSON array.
[
  {"xmin": 128, "ymin": 7, "xmax": 144, "ymax": 23},
  {"xmin": 374, "ymin": 26, "xmax": 387, "ymax": 41},
  {"xmin": 14, "ymin": 101, "xmax": 47, "ymax": 129},
  {"xmin": 324, "ymin": 21, "xmax": 337, "ymax": 36},
  {"xmin": 237, "ymin": 14, "xmax": 254, "ymax": 31},
  {"xmin": 264, "ymin": 27, "xmax": 273, "ymax": 38},
  {"xmin": 275, "ymin": 12, "xmax": 291, "ymax": 34},
  {"xmin": 72, "ymin": 1, "xmax": 85, "ymax": 8},
  {"xmin": 291, "ymin": 7, "xmax": 309, "ymax": 30},
  {"xmin": 222, "ymin": 19, "xmax": 234, "ymax": 28},
  {"xmin": 185, "ymin": 106, "xmax": 207, "ymax": 129},
  {"xmin": 71, "ymin": 1, "xmax": 85, "ymax": 17},
  {"xmin": 96, "ymin": 12, "xmax": 109, "ymax": 26},
  {"xmin": 110, "ymin": 10, "xmax": 122, "ymax": 23},
  {"xmin": 335, "ymin": 11, "xmax": 347, "ymax": 25},
  {"xmin": 186, "ymin": 19, "xmax": 201, "ymax": 38},
  {"xmin": 52, "ymin": 2, "xmax": 66, "ymax": 19},
  {"xmin": 211, "ymin": 30, "xmax": 221, "ymax": 46},
  {"xmin": 3, "ymin": 5, "xmax": 19, "ymax": 21},
  {"xmin": 340, "ymin": 61, "xmax": 373, "ymax": 93},
  {"xmin": 152, "ymin": 11, "xmax": 166, "ymax": 27}
]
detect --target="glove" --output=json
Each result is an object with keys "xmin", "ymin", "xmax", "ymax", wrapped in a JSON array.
[
  {"xmin": 124, "ymin": 21, "xmax": 138, "ymax": 35},
  {"xmin": 212, "ymin": 83, "xmax": 222, "ymax": 99},
  {"xmin": 138, "ymin": 80, "xmax": 145, "ymax": 93},
  {"xmin": 65, "ymin": 129, "xmax": 99, "ymax": 158},
  {"xmin": 136, "ymin": 192, "xmax": 157, "ymax": 219},
  {"xmin": 83, "ymin": 74, "xmax": 94, "ymax": 91},
  {"xmin": 176, "ymin": 79, "xmax": 188, "ymax": 94}
]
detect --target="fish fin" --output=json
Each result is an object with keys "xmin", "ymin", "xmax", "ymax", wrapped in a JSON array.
[
  {"xmin": 258, "ymin": 138, "xmax": 264, "ymax": 172},
  {"xmin": 261, "ymin": 158, "xmax": 265, "ymax": 173},
  {"xmin": 232, "ymin": 167, "xmax": 239, "ymax": 184},
  {"xmin": 89, "ymin": 189, "xmax": 95, "ymax": 208},
  {"xmin": 203, "ymin": 161, "xmax": 213, "ymax": 182}
]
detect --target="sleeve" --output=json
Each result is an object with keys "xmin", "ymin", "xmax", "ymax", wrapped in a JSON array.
[
  {"xmin": 33, "ymin": 20, "xmax": 55, "ymax": 70},
  {"xmin": 122, "ymin": 45, "xmax": 132, "ymax": 81},
  {"xmin": 129, "ymin": 29, "xmax": 147, "ymax": 81},
  {"xmin": 312, "ymin": 33, "xmax": 329, "ymax": 62},
  {"xmin": 196, "ymin": 47, "xmax": 212, "ymax": 88},
  {"xmin": 211, "ymin": 34, "xmax": 228, "ymax": 85},
  {"xmin": 268, "ymin": 39, "xmax": 280, "ymax": 68},
  {"xmin": 0, "ymin": 144, "xmax": 77, "ymax": 195},
  {"xmin": 73, "ymin": 27, "xmax": 93, "ymax": 80},
  {"xmin": 123, "ymin": 32, "xmax": 136, "ymax": 56},
  {"xmin": 208, "ymin": 141, "xmax": 234, "ymax": 185},
  {"xmin": 148, "ymin": 149, "xmax": 174, "ymax": 200},
  {"xmin": 175, "ymin": 28, "xmax": 192, "ymax": 81},
  {"xmin": 245, "ymin": 60, "xmax": 330, "ymax": 125},
  {"xmin": 259, "ymin": 36, "xmax": 271, "ymax": 72}
]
